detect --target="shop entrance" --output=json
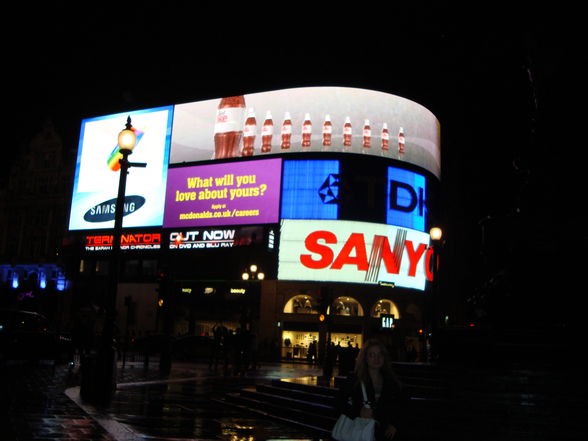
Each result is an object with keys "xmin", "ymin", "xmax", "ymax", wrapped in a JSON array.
[
  {"xmin": 280, "ymin": 322, "xmax": 364, "ymax": 363},
  {"xmin": 281, "ymin": 330, "xmax": 319, "ymax": 361},
  {"xmin": 330, "ymin": 332, "xmax": 362, "ymax": 349}
]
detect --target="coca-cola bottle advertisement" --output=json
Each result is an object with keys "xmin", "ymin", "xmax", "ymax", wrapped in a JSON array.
[{"xmin": 169, "ymin": 87, "xmax": 440, "ymax": 179}]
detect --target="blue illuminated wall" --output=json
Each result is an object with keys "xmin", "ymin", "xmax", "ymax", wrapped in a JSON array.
[
  {"xmin": 281, "ymin": 160, "xmax": 340, "ymax": 220},
  {"xmin": 387, "ymin": 166, "xmax": 426, "ymax": 231},
  {"xmin": 0, "ymin": 264, "xmax": 69, "ymax": 292}
]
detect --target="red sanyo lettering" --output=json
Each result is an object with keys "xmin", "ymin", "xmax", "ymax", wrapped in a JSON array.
[
  {"xmin": 404, "ymin": 240, "xmax": 426, "ymax": 277},
  {"xmin": 331, "ymin": 233, "xmax": 368, "ymax": 270},
  {"xmin": 300, "ymin": 231, "xmax": 336, "ymax": 269},
  {"xmin": 425, "ymin": 245, "xmax": 436, "ymax": 281},
  {"xmin": 300, "ymin": 231, "xmax": 434, "ymax": 280},
  {"xmin": 374, "ymin": 235, "xmax": 401, "ymax": 275}
]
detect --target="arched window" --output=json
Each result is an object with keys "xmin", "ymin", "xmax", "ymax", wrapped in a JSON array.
[
  {"xmin": 283, "ymin": 295, "xmax": 318, "ymax": 314},
  {"xmin": 330, "ymin": 296, "xmax": 364, "ymax": 317},
  {"xmin": 371, "ymin": 299, "xmax": 400, "ymax": 319}
]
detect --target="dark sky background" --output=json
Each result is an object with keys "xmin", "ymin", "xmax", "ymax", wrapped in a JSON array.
[{"xmin": 3, "ymin": 4, "xmax": 583, "ymax": 326}]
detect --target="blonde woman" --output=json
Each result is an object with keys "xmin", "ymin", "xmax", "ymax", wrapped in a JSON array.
[{"xmin": 335, "ymin": 338, "xmax": 407, "ymax": 440}]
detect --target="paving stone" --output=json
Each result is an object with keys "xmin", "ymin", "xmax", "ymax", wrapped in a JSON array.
[
  {"xmin": 1, "ymin": 361, "xmax": 116, "ymax": 441},
  {"xmin": 4, "ymin": 358, "xmax": 583, "ymax": 441}
]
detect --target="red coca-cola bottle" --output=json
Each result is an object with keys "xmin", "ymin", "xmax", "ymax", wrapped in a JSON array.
[
  {"xmin": 241, "ymin": 108, "xmax": 256, "ymax": 156},
  {"xmin": 281, "ymin": 112, "xmax": 292, "ymax": 150},
  {"xmin": 363, "ymin": 119, "xmax": 371, "ymax": 149},
  {"xmin": 213, "ymin": 96, "xmax": 246, "ymax": 159},
  {"xmin": 343, "ymin": 116, "xmax": 352, "ymax": 149},
  {"xmin": 398, "ymin": 127, "xmax": 405, "ymax": 154},
  {"xmin": 381, "ymin": 123, "xmax": 389, "ymax": 151},
  {"xmin": 261, "ymin": 111, "xmax": 273, "ymax": 153},
  {"xmin": 301, "ymin": 113, "xmax": 312, "ymax": 149},
  {"xmin": 323, "ymin": 114, "xmax": 333, "ymax": 150},
  {"xmin": 322, "ymin": 114, "xmax": 332, "ymax": 149}
]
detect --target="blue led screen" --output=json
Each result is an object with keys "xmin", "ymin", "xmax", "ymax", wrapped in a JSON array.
[
  {"xmin": 281, "ymin": 160, "xmax": 340, "ymax": 220},
  {"xmin": 387, "ymin": 166, "xmax": 426, "ymax": 231}
]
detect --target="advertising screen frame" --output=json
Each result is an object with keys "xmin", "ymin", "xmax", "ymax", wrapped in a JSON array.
[
  {"xmin": 278, "ymin": 219, "xmax": 433, "ymax": 291},
  {"xmin": 170, "ymin": 86, "xmax": 440, "ymax": 178},
  {"xmin": 68, "ymin": 106, "xmax": 174, "ymax": 231},
  {"xmin": 67, "ymin": 88, "xmax": 440, "ymax": 292},
  {"xmin": 163, "ymin": 157, "xmax": 282, "ymax": 229}
]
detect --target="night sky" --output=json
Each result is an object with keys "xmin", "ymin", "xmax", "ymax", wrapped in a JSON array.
[{"xmin": 4, "ymin": 4, "xmax": 582, "ymax": 327}]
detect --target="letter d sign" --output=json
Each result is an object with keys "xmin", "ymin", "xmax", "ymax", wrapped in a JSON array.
[{"xmin": 387, "ymin": 166, "xmax": 426, "ymax": 232}]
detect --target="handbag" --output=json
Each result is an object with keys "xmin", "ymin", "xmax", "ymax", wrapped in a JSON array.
[{"xmin": 332, "ymin": 382, "xmax": 375, "ymax": 441}]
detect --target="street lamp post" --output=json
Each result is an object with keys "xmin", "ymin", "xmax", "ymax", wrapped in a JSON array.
[
  {"xmin": 240, "ymin": 265, "xmax": 264, "ymax": 332},
  {"xmin": 428, "ymin": 226, "xmax": 443, "ymax": 363},
  {"xmin": 92, "ymin": 116, "xmax": 144, "ymax": 405}
]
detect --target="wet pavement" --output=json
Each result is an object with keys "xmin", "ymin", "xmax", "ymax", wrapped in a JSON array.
[
  {"xmin": 2, "ymin": 356, "xmax": 585, "ymax": 441},
  {"xmin": 71, "ymin": 360, "xmax": 325, "ymax": 441},
  {"xmin": 2, "ymin": 358, "xmax": 325, "ymax": 441},
  {"xmin": 1, "ymin": 360, "xmax": 113, "ymax": 441}
]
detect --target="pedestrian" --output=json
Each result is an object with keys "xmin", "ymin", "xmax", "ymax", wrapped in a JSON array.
[
  {"xmin": 339, "ymin": 341, "xmax": 357, "ymax": 377},
  {"xmin": 405, "ymin": 341, "xmax": 416, "ymax": 362},
  {"xmin": 334, "ymin": 338, "xmax": 407, "ymax": 440},
  {"xmin": 308, "ymin": 340, "xmax": 317, "ymax": 364},
  {"xmin": 232, "ymin": 328, "xmax": 247, "ymax": 376},
  {"xmin": 209, "ymin": 323, "xmax": 227, "ymax": 370},
  {"xmin": 324, "ymin": 341, "xmax": 336, "ymax": 377},
  {"xmin": 249, "ymin": 331, "xmax": 259, "ymax": 371}
]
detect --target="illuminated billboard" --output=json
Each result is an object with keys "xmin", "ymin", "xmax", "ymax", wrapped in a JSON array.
[
  {"xmin": 281, "ymin": 160, "xmax": 340, "ymax": 220},
  {"xmin": 387, "ymin": 166, "xmax": 426, "ymax": 231},
  {"xmin": 170, "ymin": 87, "xmax": 440, "ymax": 178},
  {"xmin": 278, "ymin": 220, "xmax": 432, "ymax": 290},
  {"xmin": 85, "ymin": 233, "xmax": 161, "ymax": 251},
  {"xmin": 168, "ymin": 225, "xmax": 265, "ymax": 250},
  {"xmin": 69, "ymin": 106, "xmax": 173, "ymax": 230},
  {"xmin": 163, "ymin": 158, "xmax": 282, "ymax": 228},
  {"xmin": 68, "ymin": 87, "xmax": 439, "ymax": 233}
]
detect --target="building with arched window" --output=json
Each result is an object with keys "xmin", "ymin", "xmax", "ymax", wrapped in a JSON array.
[
  {"xmin": 259, "ymin": 279, "xmax": 427, "ymax": 362},
  {"xmin": 61, "ymin": 87, "xmax": 442, "ymax": 364}
]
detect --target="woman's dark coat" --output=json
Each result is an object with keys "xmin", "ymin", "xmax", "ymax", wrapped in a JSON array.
[{"xmin": 335, "ymin": 373, "xmax": 408, "ymax": 441}]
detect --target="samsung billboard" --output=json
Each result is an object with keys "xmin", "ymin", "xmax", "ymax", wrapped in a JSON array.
[{"xmin": 69, "ymin": 106, "xmax": 173, "ymax": 230}]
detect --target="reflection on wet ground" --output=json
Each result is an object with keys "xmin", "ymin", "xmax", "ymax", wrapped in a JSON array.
[
  {"xmin": 281, "ymin": 376, "xmax": 336, "ymax": 388},
  {"xmin": 111, "ymin": 379, "xmax": 312, "ymax": 440},
  {"xmin": 104, "ymin": 363, "xmax": 324, "ymax": 441},
  {"xmin": 6, "ymin": 358, "xmax": 585, "ymax": 441}
]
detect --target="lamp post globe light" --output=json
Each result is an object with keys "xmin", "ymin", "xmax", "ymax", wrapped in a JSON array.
[
  {"xmin": 429, "ymin": 226, "xmax": 443, "ymax": 242},
  {"xmin": 242, "ymin": 264, "xmax": 264, "ymax": 281},
  {"xmin": 118, "ymin": 119, "xmax": 137, "ymax": 152},
  {"xmin": 86, "ymin": 116, "xmax": 141, "ymax": 405}
]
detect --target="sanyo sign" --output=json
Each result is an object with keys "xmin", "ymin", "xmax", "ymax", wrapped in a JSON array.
[{"xmin": 278, "ymin": 220, "xmax": 433, "ymax": 290}]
